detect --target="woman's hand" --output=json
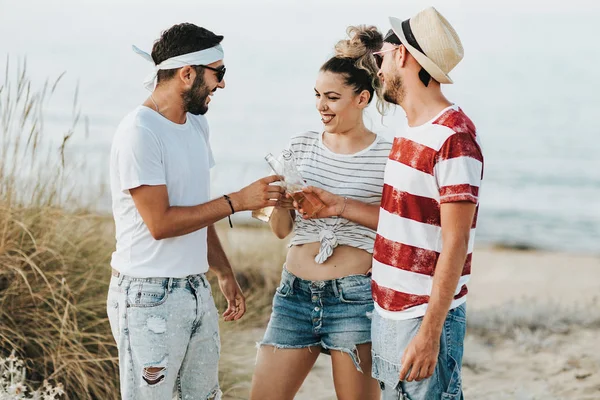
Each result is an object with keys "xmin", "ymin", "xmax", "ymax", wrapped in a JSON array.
[{"xmin": 294, "ymin": 186, "xmax": 344, "ymax": 219}]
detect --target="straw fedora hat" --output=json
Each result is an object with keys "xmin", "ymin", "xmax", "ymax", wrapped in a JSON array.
[{"xmin": 389, "ymin": 7, "xmax": 463, "ymax": 84}]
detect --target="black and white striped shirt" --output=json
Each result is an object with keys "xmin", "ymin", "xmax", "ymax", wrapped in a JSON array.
[{"xmin": 289, "ymin": 131, "xmax": 392, "ymax": 263}]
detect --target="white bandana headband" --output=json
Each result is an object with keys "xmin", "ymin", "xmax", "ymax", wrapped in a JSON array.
[{"xmin": 132, "ymin": 44, "xmax": 225, "ymax": 91}]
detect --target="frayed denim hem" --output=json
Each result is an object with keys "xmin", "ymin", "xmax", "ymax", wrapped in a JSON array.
[{"xmin": 257, "ymin": 340, "xmax": 372, "ymax": 373}]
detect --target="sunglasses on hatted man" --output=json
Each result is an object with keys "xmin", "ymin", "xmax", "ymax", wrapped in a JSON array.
[{"xmin": 373, "ymin": 47, "xmax": 399, "ymax": 69}]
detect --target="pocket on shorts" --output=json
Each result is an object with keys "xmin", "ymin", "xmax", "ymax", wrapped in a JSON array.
[
  {"xmin": 339, "ymin": 276, "xmax": 372, "ymax": 304},
  {"xmin": 371, "ymin": 352, "xmax": 401, "ymax": 393},
  {"xmin": 106, "ymin": 282, "xmax": 120, "ymax": 339},
  {"xmin": 441, "ymin": 358, "xmax": 463, "ymax": 399},
  {"xmin": 127, "ymin": 281, "xmax": 169, "ymax": 308},
  {"xmin": 442, "ymin": 305, "xmax": 466, "ymax": 398},
  {"xmin": 445, "ymin": 305, "xmax": 466, "ymax": 358}
]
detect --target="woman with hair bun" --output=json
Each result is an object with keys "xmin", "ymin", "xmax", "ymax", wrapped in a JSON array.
[{"xmin": 249, "ymin": 26, "xmax": 391, "ymax": 400}]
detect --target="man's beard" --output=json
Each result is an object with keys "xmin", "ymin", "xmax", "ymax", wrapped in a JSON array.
[
  {"xmin": 382, "ymin": 73, "xmax": 405, "ymax": 105},
  {"xmin": 182, "ymin": 74, "xmax": 212, "ymax": 116}
]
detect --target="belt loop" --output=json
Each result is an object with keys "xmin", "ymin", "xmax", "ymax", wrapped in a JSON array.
[
  {"xmin": 117, "ymin": 273, "xmax": 125, "ymax": 287},
  {"xmin": 167, "ymin": 277, "xmax": 173, "ymax": 293},
  {"xmin": 332, "ymin": 278, "xmax": 340, "ymax": 298},
  {"xmin": 201, "ymin": 274, "xmax": 208, "ymax": 289},
  {"xmin": 286, "ymin": 271, "xmax": 296, "ymax": 294}
]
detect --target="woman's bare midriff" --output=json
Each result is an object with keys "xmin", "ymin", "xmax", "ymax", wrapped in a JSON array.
[{"xmin": 285, "ymin": 242, "xmax": 373, "ymax": 281}]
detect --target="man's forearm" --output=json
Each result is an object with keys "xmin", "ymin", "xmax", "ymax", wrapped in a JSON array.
[
  {"xmin": 152, "ymin": 197, "xmax": 234, "ymax": 240},
  {"xmin": 207, "ymin": 225, "xmax": 234, "ymax": 278},
  {"xmin": 420, "ymin": 238, "xmax": 469, "ymax": 335}
]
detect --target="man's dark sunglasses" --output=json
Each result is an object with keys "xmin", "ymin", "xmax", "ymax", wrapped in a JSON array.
[
  {"xmin": 198, "ymin": 64, "xmax": 226, "ymax": 82},
  {"xmin": 374, "ymin": 53, "xmax": 384, "ymax": 70}
]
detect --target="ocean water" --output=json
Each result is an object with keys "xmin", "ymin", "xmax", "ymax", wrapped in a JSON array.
[{"xmin": 1, "ymin": 0, "xmax": 599, "ymax": 254}]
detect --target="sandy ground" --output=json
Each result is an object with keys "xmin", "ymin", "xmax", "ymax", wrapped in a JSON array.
[
  {"xmin": 462, "ymin": 248, "xmax": 600, "ymax": 399},
  {"xmin": 216, "ymin": 225, "xmax": 600, "ymax": 399}
]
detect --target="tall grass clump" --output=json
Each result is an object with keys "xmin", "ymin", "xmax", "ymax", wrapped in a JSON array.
[{"xmin": 0, "ymin": 58, "xmax": 119, "ymax": 399}]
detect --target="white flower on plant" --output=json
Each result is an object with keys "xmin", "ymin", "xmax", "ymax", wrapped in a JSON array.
[{"xmin": 0, "ymin": 352, "xmax": 63, "ymax": 400}]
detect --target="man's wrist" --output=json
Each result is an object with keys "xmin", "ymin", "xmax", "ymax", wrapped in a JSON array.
[
  {"xmin": 227, "ymin": 192, "xmax": 244, "ymax": 212},
  {"xmin": 420, "ymin": 314, "xmax": 445, "ymax": 338}
]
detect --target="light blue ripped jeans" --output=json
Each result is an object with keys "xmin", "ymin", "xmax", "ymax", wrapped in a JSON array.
[
  {"xmin": 106, "ymin": 272, "xmax": 221, "ymax": 400},
  {"xmin": 371, "ymin": 304, "xmax": 467, "ymax": 400}
]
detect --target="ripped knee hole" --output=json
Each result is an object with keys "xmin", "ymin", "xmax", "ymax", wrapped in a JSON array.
[{"xmin": 142, "ymin": 366, "xmax": 166, "ymax": 385}]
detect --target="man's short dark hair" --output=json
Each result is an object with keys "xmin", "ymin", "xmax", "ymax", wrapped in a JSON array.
[
  {"xmin": 151, "ymin": 23, "xmax": 223, "ymax": 84},
  {"xmin": 383, "ymin": 29, "xmax": 402, "ymax": 46}
]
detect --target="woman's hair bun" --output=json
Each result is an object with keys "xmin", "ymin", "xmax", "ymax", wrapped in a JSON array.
[{"xmin": 334, "ymin": 25, "xmax": 383, "ymax": 59}]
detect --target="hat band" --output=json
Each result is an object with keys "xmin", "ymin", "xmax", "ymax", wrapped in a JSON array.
[
  {"xmin": 402, "ymin": 19, "xmax": 433, "ymax": 87},
  {"xmin": 401, "ymin": 19, "xmax": 427, "ymax": 57}
]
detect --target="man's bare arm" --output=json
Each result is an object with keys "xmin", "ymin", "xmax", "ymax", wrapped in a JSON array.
[
  {"xmin": 207, "ymin": 225, "xmax": 246, "ymax": 321},
  {"xmin": 129, "ymin": 176, "xmax": 284, "ymax": 240},
  {"xmin": 399, "ymin": 201, "xmax": 476, "ymax": 382}
]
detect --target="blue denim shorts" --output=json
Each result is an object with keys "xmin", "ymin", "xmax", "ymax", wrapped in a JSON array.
[
  {"xmin": 259, "ymin": 268, "xmax": 374, "ymax": 371},
  {"xmin": 371, "ymin": 303, "xmax": 467, "ymax": 400}
]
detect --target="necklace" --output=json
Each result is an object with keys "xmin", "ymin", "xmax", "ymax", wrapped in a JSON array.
[{"xmin": 150, "ymin": 94, "xmax": 162, "ymax": 116}]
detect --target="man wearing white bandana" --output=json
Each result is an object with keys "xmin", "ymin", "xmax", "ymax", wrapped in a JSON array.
[{"xmin": 107, "ymin": 23, "xmax": 284, "ymax": 399}]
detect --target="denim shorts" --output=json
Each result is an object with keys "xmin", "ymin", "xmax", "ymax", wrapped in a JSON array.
[
  {"xmin": 107, "ymin": 272, "xmax": 221, "ymax": 400},
  {"xmin": 259, "ymin": 268, "xmax": 374, "ymax": 371},
  {"xmin": 371, "ymin": 303, "xmax": 467, "ymax": 400}
]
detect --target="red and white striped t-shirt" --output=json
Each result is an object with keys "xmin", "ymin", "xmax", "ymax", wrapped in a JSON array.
[{"xmin": 372, "ymin": 105, "xmax": 483, "ymax": 320}]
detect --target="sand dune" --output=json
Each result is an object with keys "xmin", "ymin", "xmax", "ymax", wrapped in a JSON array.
[{"xmin": 220, "ymin": 243, "xmax": 600, "ymax": 399}]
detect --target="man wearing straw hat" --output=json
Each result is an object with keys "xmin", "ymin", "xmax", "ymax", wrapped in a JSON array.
[
  {"xmin": 107, "ymin": 23, "xmax": 283, "ymax": 399},
  {"xmin": 370, "ymin": 7, "xmax": 484, "ymax": 399}
]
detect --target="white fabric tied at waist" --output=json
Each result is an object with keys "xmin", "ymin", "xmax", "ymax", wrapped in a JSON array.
[{"xmin": 315, "ymin": 229, "xmax": 339, "ymax": 264}]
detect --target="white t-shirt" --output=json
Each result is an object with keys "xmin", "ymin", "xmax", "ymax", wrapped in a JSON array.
[{"xmin": 109, "ymin": 106, "xmax": 215, "ymax": 278}]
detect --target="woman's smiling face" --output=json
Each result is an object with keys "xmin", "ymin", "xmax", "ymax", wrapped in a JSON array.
[{"xmin": 314, "ymin": 71, "xmax": 368, "ymax": 133}]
